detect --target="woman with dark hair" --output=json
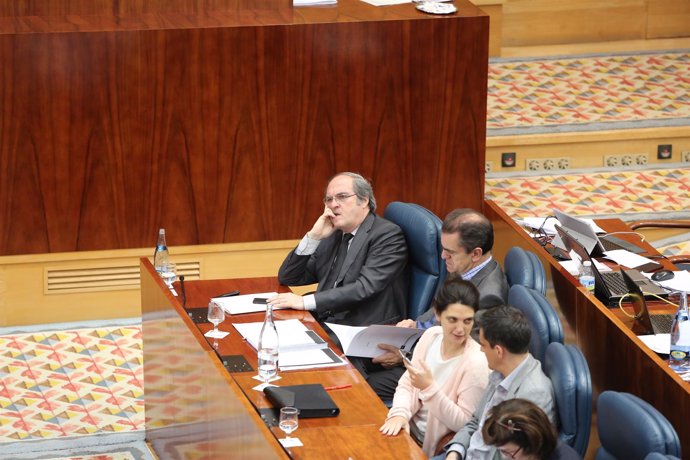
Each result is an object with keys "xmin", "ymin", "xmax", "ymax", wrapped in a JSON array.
[
  {"xmin": 482, "ymin": 399, "xmax": 580, "ymax": 460},
  {"xmin": 379, "ymin": 279, "xmax": 490, "ymax": 457}
]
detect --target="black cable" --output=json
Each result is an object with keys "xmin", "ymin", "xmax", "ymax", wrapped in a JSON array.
[{"xmin": 179, "ymin": 275, "xmax": 186, "ymax": 308}]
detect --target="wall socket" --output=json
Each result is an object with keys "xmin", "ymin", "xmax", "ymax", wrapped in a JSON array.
[
  {"xmin": 682, "ymin": 151, "xmax": 690, "ymax": 162},
  {"xmin": 526, "ymin": 157, "xmax": 570, "ymax": 171},
  {"xmin": 604, "ymin": 154, "xmax": 648, "ymax": 167},
  {"xmin": 485, "ymin": 161, "xmax": 493, "ymax": 173}
]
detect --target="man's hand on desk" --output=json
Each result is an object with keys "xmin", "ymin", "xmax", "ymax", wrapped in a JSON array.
[
  {"xmin": 268, "ymin": 293, "xmax": 305, "ymax": 310},
  {"xmin": 372, "ymin": 343, "xmax": 404, "ymax": 368}
]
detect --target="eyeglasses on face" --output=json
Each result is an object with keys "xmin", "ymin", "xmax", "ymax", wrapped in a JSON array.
[
  {"xmin": 498, "ymin": 446, "xmax": 522, "ymax": 459},
  {"xmin": 323, "ymin": 193, "xmax": 356, "ymax": 205}
]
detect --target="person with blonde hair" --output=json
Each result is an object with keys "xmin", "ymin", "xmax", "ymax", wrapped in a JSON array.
[{"xmin": 482, "ymin": 399, "xmax": 580, "ymax": 460}]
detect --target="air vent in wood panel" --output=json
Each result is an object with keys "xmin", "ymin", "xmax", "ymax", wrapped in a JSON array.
[{"xmin": 45, "ymin": 261, "xmax": 201, "ymax": 294}]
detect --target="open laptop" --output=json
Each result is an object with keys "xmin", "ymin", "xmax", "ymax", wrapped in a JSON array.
[
  {"xmin": 553, "ymin": 209, "xmax": 645, "ymax": 256},
  {"xmin": 621, "ymin": 269, "xmax": 675, "ymax": 335},
  {"xmin": 555, "ymin": 224, "xmax": 667, "ymax": 306}
]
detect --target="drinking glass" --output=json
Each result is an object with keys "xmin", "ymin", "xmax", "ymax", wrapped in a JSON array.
[
  {"xmin": 207, "ymin": 301, "xmax": 225, "ymax": 336},
  {"xmin": 279, "ymin": 407, "xmax": 299, "ymax": 440}
]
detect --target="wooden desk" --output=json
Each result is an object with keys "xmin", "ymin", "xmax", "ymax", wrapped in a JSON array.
[
  {"xmin": 141, "ymin": 259, "xmax": 424, "ymax": 459},
  {"xmin": 484, "ymin": 200, "xmax": 690, "ymax": 456}
]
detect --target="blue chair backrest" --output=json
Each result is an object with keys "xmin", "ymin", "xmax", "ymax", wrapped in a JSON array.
[
  {"xmin": 596, "ymin": 391, "xmax": 681, "ymax": 460},
  {"xmin": 504, "ymin": 247, "xmax": 546, "ymax": 295},
  {"xmin": 384, "ymin": 202, "xmax": 444, "ymax": 320},
  {"xmin": 508, "ymin": 284, "xmax": 563, "ymax": 363},
  {"xmin": 544, "ymin": 342, "xmax": 592, "ymax": 458},
  {"xmin": 644, "ymin": 453, "xmax": 681, "ymax": 460}
]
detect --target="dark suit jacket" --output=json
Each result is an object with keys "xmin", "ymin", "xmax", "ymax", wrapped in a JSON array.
[
  {"xmin": 417, "ymin": 258, "xmax": 509, "ymax": 324},
  {"xmin": 278, "ymin": 212, "xmax": 409, "ymax": 326}
]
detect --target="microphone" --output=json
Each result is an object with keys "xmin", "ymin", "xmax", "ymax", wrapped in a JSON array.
[{"xmin": 179, "ymin": 275, "xmax": 187, "ymax": 308}]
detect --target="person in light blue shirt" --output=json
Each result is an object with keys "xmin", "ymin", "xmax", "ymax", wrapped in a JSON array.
[{"xmin": 433, "ymin": 306, "xmax": 555, "ymax": 460}]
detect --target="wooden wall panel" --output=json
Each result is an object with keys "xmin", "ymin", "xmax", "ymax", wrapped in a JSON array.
[{"xmin": 0, "ymin": 1, "xmax": 489, "ymax": 256}]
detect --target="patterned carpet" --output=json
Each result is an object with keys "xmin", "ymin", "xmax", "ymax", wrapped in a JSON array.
[
  {"xmin": 1, "ymin": 50, "xmax": 689, "ymax": 459},
  {"xmin": 488, "ymin": 51, "xmax": 690, "ymax": 135},
  {"xmin": 0, "ymin": 324, "xmax": 146, "ymax": 459}
]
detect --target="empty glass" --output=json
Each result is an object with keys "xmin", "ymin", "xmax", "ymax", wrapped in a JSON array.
[
  {"xmin": 207, "ymin": 301, "xmax": 225, "ymax": 336},
  {"xmin": 279, "ymin": 407, "xmax": 299, "ymax": 440}
]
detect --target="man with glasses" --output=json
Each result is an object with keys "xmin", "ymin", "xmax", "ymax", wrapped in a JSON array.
[
  {"xmin": 433, "ymin": 306, "xmax": 555, "ymax": 460},
  {"xmin": 270, "ymin": 172, "xmax": 409, "ymax": 327},
  {"xmin": 366, "ymin": 209, "xmax": 510, "ymax": 400}
]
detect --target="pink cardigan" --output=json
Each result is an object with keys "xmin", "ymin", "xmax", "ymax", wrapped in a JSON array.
[{"xmin": 386, "ymin": 327, "xmax": 490, "ymax": 457}]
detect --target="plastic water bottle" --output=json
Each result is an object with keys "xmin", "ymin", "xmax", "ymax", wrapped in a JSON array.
[
  {"xmin": 669, "ymin": 291, "xmax": 690, "ymax": 372},
  {"xmin": 257, "ymin": 303, "xmax": 279, "ymax": 384},
  {"xmin": 153, "ymin": 228, "xmax": 169, "ymax": 274},
  {"xmin": 579, "ymin": 261, "xmax": 595, "ymax": 292}
]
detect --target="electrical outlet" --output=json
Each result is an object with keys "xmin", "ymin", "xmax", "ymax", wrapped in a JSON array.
[
  {"xmin": 682, "ymin": 151, "xmax": 690, "ymax": 162},
  {"xmin": 527, "ymin": 159, "xmax": 542, "ymax": 171},
  {"xmin": 635, "ymin": 154, "xmax": 648, "ymax": 165},
  {"xmin": 621, "ymin": 154, "xmax": 634, "ymax": 166},
  {"xmin": 542, "ymin": 158, "xmax": 556, "ymax": 170},
  {"xmin": 501, "ymin": 152, "xmax": 516, "ymax": 168},
  {"xmin": 657, "ymin": 144, "xmax": 672, "ymax": 160},
  {"xmin": 485, "ymin": 161, "xmax": 493, "ymax": 173},
  {"xmin": 604, "ymin": 155, "xmax": 620, "ymax": 167},
  {"xmin": 557, "ymin": 157, "xmax": 570, "ymax": 170}
]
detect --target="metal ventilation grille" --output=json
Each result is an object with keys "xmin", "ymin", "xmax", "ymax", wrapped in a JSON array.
[{"xmin": 45, "ymin": 261, "xmax": 201, "ymax": 294}]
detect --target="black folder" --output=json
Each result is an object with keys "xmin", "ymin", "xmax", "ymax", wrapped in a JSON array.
[{"xmin": 263, "ymin": 384, "xmax": 340, "ymax": 418}]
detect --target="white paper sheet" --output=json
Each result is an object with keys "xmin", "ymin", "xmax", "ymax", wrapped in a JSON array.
[
  {"xmin": 602, "ymin": 250, "xmax": 657, "ymax": 270},
  {"xmin": 233, "ymin": 319, "xmax": 328, "ymax": 352},
  {"xmin": 213, "ymin": 292, "xmax": 282, "ymax": 315},
  {"xmin": 325, "ymin": 323, "xmax": 423, "ymax": 358}
]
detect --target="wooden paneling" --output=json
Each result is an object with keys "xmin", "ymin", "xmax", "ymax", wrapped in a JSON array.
[
  {"xmin": 647, "ymin": 0, "xmax": 690, "ymax": 39},
  {"xmin": 0, "ymin": 0, "xmax": 489, "ymax": 256},
  {"xmin": 503, "ymin": 0, "xmax": 646, "ymax": 47}
]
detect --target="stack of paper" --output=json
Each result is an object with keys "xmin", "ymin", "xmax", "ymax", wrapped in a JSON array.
[
  {"xmin": 212, "ymin": 292, "xmax": 282, "ymax": 315},
  {"xmin": 233, "ymin": 319, "xmax": 347, "ymax": 370},
  {"xmin": 233, "ymin": 319, "xmax": 327, "ymax": 351}
]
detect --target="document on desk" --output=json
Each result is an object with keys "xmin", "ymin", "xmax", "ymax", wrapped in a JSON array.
[
  {"xmin": 649, "ymin": 270, "xmax": 690, "ymax": 292},
  {"xmin": 602, "ymin": 250, "xmax": 657, "ymax": 270},
  {"xmin": 326, "ymin": 323, "xmax": 424, "ymax": 358},
  {"xmin": 360, "ymin": 0, "xmax": 409, "ymax": 5},
  {"xmin": 293, "ymin": 0, "xmax": 336, "ymax": 5},
  {"xmin": 233, "ymin": 319, "xmax": 328, "ymax": 352},
  {"xmin": 279, "ymin": 348, "xmax": 347, "ymax": 371},
  {"xmin": 212, "ymin": 292, "xmax": 282, "ymax": 315}
]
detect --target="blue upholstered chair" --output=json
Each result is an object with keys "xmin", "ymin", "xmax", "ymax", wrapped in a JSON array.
[
  {"xmin": 504, "ymin": 246, "xmax": 546, "ymax": 295},
  {"xmin": 544, "ymin": 342, "xmax": 592, "ymax": 458},
  {"xmin": 507, "ymin": 284, "xmax": 563, "ymax": 363},
  {"xmin": 383, "ymin": 202, "xmax": 445, "ymax": 320},
  {"xmin": 644, "ymin": 453, "xmax": 681, "ymax": 460},
  {"xmin": 597, "ymin": 391, "xmax": 681, "ymax": 460}
]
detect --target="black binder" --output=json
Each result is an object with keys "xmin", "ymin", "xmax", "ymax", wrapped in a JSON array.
[{"xmin": 263, "ymin": 384, "xmax": 340, "ymax": 418}]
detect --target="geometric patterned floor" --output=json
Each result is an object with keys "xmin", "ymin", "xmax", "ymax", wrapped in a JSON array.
[
  {"xmin": 0, "ymin": 325, "xmax": 144, "ymax": 458},
  {"xmin": 485, "ymin": 166, "xmax": 690, "ymax": 256},
  {"xmin": 488, "ymin": 51, "xmax": 690, "ymax": 135}
]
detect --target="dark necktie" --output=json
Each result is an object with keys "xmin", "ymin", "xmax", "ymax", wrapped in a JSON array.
[{"xmin": 326, "ymin": 233, "xmax": 353, "ymax": 289}]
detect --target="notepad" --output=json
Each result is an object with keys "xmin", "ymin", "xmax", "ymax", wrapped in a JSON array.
[
  {"xmin": 213, "ymin": 292, "xmax": 283, "ymax": 315},
  {"xmin": 325, "ymin": 323, "xmax": 423, "ymax": 358}
]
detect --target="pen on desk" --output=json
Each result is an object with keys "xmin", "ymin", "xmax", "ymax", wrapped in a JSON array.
[
  {"xmin": 217, "ymin": 290, "xmax": 240, "ymax": 298},
  {"xmin": 324, "ymin": 384, "xmax": 352, "ymax": 391}
]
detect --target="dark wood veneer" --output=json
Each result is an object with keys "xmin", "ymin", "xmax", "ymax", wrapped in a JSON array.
[{"xmin": 0, "ymin": 0, "xmax": 488, "ymax": 255}]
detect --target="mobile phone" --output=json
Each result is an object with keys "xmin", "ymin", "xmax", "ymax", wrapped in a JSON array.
[
  {"xmin": 399, "ymin": 349, "xmax": 413, "ymax": 366},
  {"xmin": 252, "ymin": 297, "xmax": 268, "ymax": 305}
]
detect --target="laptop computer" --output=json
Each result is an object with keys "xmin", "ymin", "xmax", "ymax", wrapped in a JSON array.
[
  {"xmin": 555, "ymin": 224, "xmax": 668, "ymax": 306},
  {"xmin": 553, "ymin": 209, "xmax": 645, "ymax": 256},
  {"xmin": 621, "ymin": 269, "xmax": 675, "ymax": 336}
]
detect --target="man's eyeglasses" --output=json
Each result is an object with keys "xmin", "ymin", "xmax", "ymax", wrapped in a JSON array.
[
  {"xmin": 323, "ymin": 193, "xmax": 356, "ymax": 205},
  {"xmin": 498, "ymin": 446, "xmax": 522, "ymax": 459}
]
